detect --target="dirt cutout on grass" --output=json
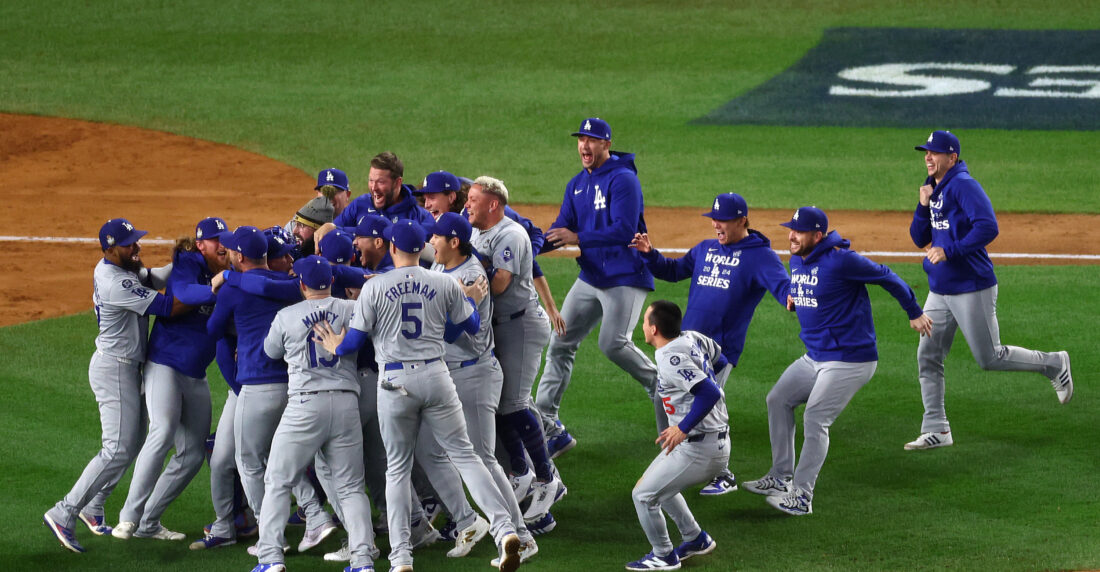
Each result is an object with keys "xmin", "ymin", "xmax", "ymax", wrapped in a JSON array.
[{"xmin": 2, "ymin": 113, "xmax": 1097, "ymax": 326}]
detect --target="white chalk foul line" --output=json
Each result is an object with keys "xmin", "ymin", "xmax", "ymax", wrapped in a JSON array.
[{"xmin": 3, "ymin": 236, "xmax": 1099, "ymax": 261}]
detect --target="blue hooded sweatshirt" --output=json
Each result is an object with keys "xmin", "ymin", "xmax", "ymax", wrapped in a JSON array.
[
  {"xmin": 547, "ymin": 151, "xmax": 654, "ymax": 290},
  {"xmin": 146, "ymin": 250, "xmax": 219, "ymax": 379},
  {"xmin": 790, "ymin": 231, "xmax": 923, "ymax": 363},
  {"xmin": 909, "ymin": 160, "xmax": 998, "ymax": 295},
  {"xmin": 334, "ymin": 184, "xmax": 434, "ymax": 229},
  {"xmin": 206, "ymin": 268, "xmax": 290, "ymax": 385},
  {"xmin": 643, "ymin": 230, "xmax": 790, "ymax": 365}
]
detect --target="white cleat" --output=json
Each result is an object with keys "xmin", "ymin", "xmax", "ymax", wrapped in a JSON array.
[
  {"xmin": 904, "ymin": 431, "xmax": 953, "ymax": 451},
  {"xmin": 111, "ymin": 520, "xmax": 136, "ymax": 540},
  {"xmin": 496, "ymin": 533, "xmax": 522, "ymax": 572},
  {"xmin": 1051, "ymin": 351, "xmax": 1073, "ymax": 404},
  {"xmin": 740, "ymin": 475, "xmax": 791, "ymax": 496},
  {"xmin": 510, "ymin": 470, "xmax": 535, "ymax": 504},
  {"xmin": 522, "ymin": 476, "xmax": 564, "ymax": 520},
  {"xmin": 766, "ymin": 487, "xmax": 813, "ymax": 516},
  {"xmin": 410, "ymin": 517, "xmax": 442, "ymax": 549},
  {"xmin": 298, "ymin": 521, "xmax": 337, "ymax": 552},
  {"xmin": 491, "ymin": 538, "xmax": 538, "ymax": 566},
  {"xmin": 134, "ymin": 525, "xmax": 186, "ymax": 541},
  {"xmin": 447, "ymin": 515, "xmax": 490, "ymax": 558},
  {"xmin": 247, "ymin": 542, "xmax": 290, "ymax": 556}
]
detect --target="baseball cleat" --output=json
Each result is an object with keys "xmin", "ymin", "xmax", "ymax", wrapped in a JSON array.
[
  {"xmin": 286, "ymin": 506, "xmax": 307, "ymax": 526},
  {"xmin": 247, "ymin": 542, "xmax": 290, "ymax": 556},
  {"xmin": 325, "ymin": 538, "xmax": 351, "ymax": 561},
  {"xmin": 78, "ymin": 512, "xmax": 113, "ymax": 536},
  {"xmin": 437, "ymin": 519, "xmax": 458, "ymax": 541},
  {"xmin": 189, "ymin": 533, "xmax": 236, "ymax": 550},
  {"xmin": 674, "ymin": 530, "xmax": 716, "ymax": 561},
  {"xmin": 510, "ymin": 470, "xmax": 535, "ymax": 504},
  {"xmin": 112, "ymin": 520, "xmax": 136, "ymax": 539},
  {"xmin": 547, "ymin": 421, "xmax": 577, "ymax": 459},
  {"xmin": 298, "ymin": 521, "xmax": 338, "ymax": 552},
  {"xmin": 344, "ymin": 567, "xmax": 374, "ymax": 572},
  {"xmin": 625, "ymin": 550, "xmax": 681, "ymax": 571},
  {"xmin": 741, "ymin": 475, "xmax": 791, "ymax": 496},
  {"xmin": 410, "ymin": 517, "xmax": 442, "ymax": 549},
  {"xmin": 236, "ymin": 511, "xmax": 259, "ymax": 537},
  {"xmin": 766, "ymin": 487, "xmax": 813, "ymax": 516},
  {"xmin": 134, "ymin": 525, "xmax": 186, "ymax": 541},
  {"xmin": 904, "ymin": 431, "xmax": 953, "ymax": 451},
  {"xmin": 248, "ymin": 564, "xmax": 286, "ymax": 572},
  {"xmin": 44, "ymin": 513, "xmax": 85, "ymax": 553},
  {"xmin": 421, "ymin": 496, "xmax": 443, "ymax": 525},
  {"xmin": 1051, "ymin": 351, "xmax": 1073, "ymax": 404},
  {"xmin": 522, "ymin": 475, "xmax": 564, "ymax": 520},
  {"xmin": 496, "ymin": 532, "xmax": 522, "ymax": 572},
  {"xmin": 699, "ymin": 474, "xmax": 738, "ymax": 496},
  {"xmin": 491, "ymin": 538, "xmax": 538, "ymax": 566},
  {"xmin": 524, "ymin": 511, "xmax": 556, "ymax": 535},
  {"xmin": 446, "ymin": 515, "xmax": 489, "ymax": 558},
  {"xmin": 389, "ymin": 566, "xmax": 414, "ymax": 572}
]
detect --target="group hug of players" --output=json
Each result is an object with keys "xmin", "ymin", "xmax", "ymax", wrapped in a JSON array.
[{"xmin": 44, "ymin": 120, "xmax": 1074, "ymax": 572}]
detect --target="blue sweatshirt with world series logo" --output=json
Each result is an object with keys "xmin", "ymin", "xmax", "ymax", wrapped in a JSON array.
[
  {"xmin": 909, "ymin": 160, "xmax": 999, "ymax": 295},
  {"xmin": 789, "ymin": 231, "xmax": 923, "ymax": 363}
]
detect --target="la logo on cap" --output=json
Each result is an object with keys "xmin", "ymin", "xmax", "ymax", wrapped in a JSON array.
[
  {"xmin": 326, "ymin": 170, "xmax": 335, "ymax": 182},
  {"xmin": 793, "ymin": 210, "xmax": 800, "ymax": 220},
  {"xmin": 122, "ymin": 221, "xmax": 133, "ymax": 231},
  {"xmin": 584, "ymin": 120, "xmax": 592, "ymax": 130},
  {"xmin": 714, "ymin": 198, "xmax": 720, "ymax": 210},
  {"xmin": 927, "ymin": 133, "xmax": 934, "ymax": 143}
]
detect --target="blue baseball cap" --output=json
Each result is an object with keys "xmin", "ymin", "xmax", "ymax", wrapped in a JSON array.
[
  {"xmin": 384, "ymin": 220, "xmax": 426, "ymax": 254},
  {"xmin": 316, "ymin": 167, "xmax": 349, "ymax": 191},
  {"xmin": 780, "ymin": 207, "xmax": 828, "ymax": 233},
  {"xmin": 195, "ymin": 217, "xmax": 228, "ymax": 241},
  {"xmin": 702, "ymin": 193, "xmax": 748, "ymax": 221},
  {"xmin": 99, "ymin": 218, "xmax": 148, "ymax": 250},
  {"xmin": 425, "ymin": 212, "xmax": 472, "ymax": 244},
  {"xmin": 293, "ymin": 255, "xmax": 333, "ymax": 290},
  {"xmin": 319, "ymin": 229, "xmax": 355, "ymax": 264},
  {"xmin": 416, "ymin": 171, "xmax": 462, "ymax": 194},
  {"xmin": 572, "ymin": 117, "xmax": 612, "ymax": 140},
  {"xmin": 916, "ymin": 130, "xmax": 961, "ymax": 156},
  {"xmin": 345, "ymin": 214, "xmax": 390, "ymax": 239},
  {"xmin": 263, "ymin": 226, "xmax": 298, "ymax": 258},
  {"xmin": 218, "ymin": 226, "xmax": 268, "ymax": 259}
]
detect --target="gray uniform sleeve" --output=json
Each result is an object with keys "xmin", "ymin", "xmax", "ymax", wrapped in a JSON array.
[{"xmin": 264, "ymin": 313, "xmax": 287, "ymax": 360}]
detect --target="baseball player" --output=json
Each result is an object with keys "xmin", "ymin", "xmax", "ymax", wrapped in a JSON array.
[
  {"xmin": 314, "ymin": 220, "xmax": 524, "ymax": 572},
  {"xmin": 627, "ymin": 300, "xmax": 727, "ymax": 571},
  {"xmin": 333, "ymin": 152, "xmax": 434, "ymax": 228},
  {"xmin": 631, "ymin": 193, "xmax": 791, "ymax": 496},
  {"xmin": 292, "ymin": 196, "xmax": 336, "ymax": 257},
  {"xmin": 423, "ymin": 212, "xmax": 540, "ymax": 562},
  {"xmin": 205, "ymin": 226, "xmax": 336, "ymax": 553},
  {"xmin": 905, "ymin": 130, "xmax": 1073, "ymax": 450},
  {"xmin": 253, "ymin": 256, "xmax": 376, "ymax": 572},
  {"xmin": 284, "ymin": 168, "xmax": 351, "ymax": 236},
  {"xmin": 346, "ymin": 214, "xmax": 396, "ymax": 273},
  {"xmin": 44, "ymin": 218, "xmax": 184, "ymax": 553},
  {"xmin": 318, "ymin": 229, "xmax": 369, "ymax": 299},
  {"xmin": 741, "ymin": 207, "xmax": 933, "ymax": 516},
  {"xmin": 536, "ymin": 117, "xmax": 661, "ymax": 457},
  {"xmin": 465, "ymin": 176, "xmax": 563, "ymax": 521},
  {"xmin": 113, "ymin": 217, "xmax": 230, "ymax": 542}
]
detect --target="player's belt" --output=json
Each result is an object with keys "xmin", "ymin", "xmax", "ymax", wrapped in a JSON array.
[
  {"xmin": 383, "ymin": 358, "xmax": 441, "ymax": 372},
  {"xmin": 687, "ymin": 430, "xmax": 728, "ymax": 443},
  {"xmin": 449, "ymin": 350, "xmax": 495, "ymax": 369},
  {"xmin": 298, "ymin": 389, "xmax": 355, "ymax": 395},
  {"xmin": 491, "ymin": 308, "xmax": 526, "ymax": 326},
  {"xmin": 95, "ymin": 349, "xmax": 134, "ymax": 365}
]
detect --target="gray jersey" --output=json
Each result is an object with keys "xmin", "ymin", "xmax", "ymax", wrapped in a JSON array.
[
  {"xmin": 431, "ymin": 256, "xmax": 493, "ymax": 362},
  {"xmin": 471, "ymin": 217, "xmax": 537, "ymax": 316},
  {"xmin": 350, "ymin": 265, "xmax": 474, "ymax": 364},
  {"xmin": 93, "ymin": 259, "xmax": 157, "ymax": 361},
  {"xmin": 655, "ymin": 331, "xmax": 728, "ymax": 435},
  {"xmin": 265, "ymin": 297, "xmax": 360, "ymax": 395}
]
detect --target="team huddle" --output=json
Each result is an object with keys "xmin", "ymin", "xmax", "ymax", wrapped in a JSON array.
[{"xmin": 43, "ymin": 121, "xmax": 1075, "ymax": 572}]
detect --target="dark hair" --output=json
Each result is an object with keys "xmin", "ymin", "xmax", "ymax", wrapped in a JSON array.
[
  {"xmin": 458, "ymin": 241, "xmax": 473, "ymax": 257},
  {"xmin": 648, "ymin": 300, "xmax": 682, "ymax": 339},
  {"xmin": 370, "ymin": 151, "xmax": 403, "ymax": 180},
  {"xmin": 448, "ymin": 181, "xmax": 470, "ymax": 213}
]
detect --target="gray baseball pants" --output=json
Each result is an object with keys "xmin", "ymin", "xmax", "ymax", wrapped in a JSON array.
[
  {"xmin": 257, "ymin": 391, "xmax": 375, "ymax": 568},
  {"xmin": 534, "ymin": 280, "xmax": 661, "ymax": 433},
  {"xmin": 377, "ymin": 360, "xmax": 516, "ymax": 567},
  {"xmin": 712, "ymin": 363, "xmax": 735, "ymax": 481},
  {"xmin": 234, "ymin": 383, "xmax": 331, "ymax": 530},
  {"xmin": 765, "ymin": 355, "xmax": 877, "ymax": 498},
  {"xmin": 208, "ymin": 389, "xmax": 241, "ymax": 539},
  {"xmin": 120, "ymin": 361, "xmax": 211, "ymax": 533},
  {"xmin": 495, "ymin": 306, "xmax": 551, "ymax": 415},
  {"xmin": 917, "ymin": 286, "xmax": 1063, "ymax": 433},
  {"xmin": 48, "ymin": 352, "xmax": 147, "ymax": 529},
  {"xmin": 633, "ymin": 432, "xmax": 729, "ymax": 555}
]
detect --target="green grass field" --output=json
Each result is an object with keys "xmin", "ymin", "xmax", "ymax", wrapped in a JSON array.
[{"xmin": 2, "ymin": 0, "xmax": 1099, "ymax": 570}]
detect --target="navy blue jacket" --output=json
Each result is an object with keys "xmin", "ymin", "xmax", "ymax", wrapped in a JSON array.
[
  {"xmin": 335, "ymin": 184, "xmax": 434, "ymax": 228},
  {"xmin": 789, "ymin": 231, "xmax": 923, "ymax": 363},
  {"xmin": 644, "ymin": 230, "xmax": 790, "ymax": 365},
  {"xmin": 909, "ymin": 160, "xmax": 998, "ymax": 295},
  {"xmin": 548, "ymin": 152, "xmax": 653, "ymax": 290},
  {"xmin": 206, "ymin": 268, "xmax": 290, "ymax": 385},
  {"xmin": 146, "ymin": 250, "xmax": 219, "ymax": 379}
]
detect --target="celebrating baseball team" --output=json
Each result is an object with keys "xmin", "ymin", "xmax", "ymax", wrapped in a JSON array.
[{"xmin": 43, "ymin": 118, "xmax": 1075, "ymax": 572}]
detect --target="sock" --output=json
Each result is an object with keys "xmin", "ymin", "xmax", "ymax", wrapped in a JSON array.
[
  {"xmin": 504, "ymin": 408, "xmax": 554, "ymax": 482},
  {"xmin": 497, "ymin": 414, "xmax": 530, "ymax": 476}
]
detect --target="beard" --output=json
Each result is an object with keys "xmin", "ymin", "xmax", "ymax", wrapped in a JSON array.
[{"xmin": 118, "ymin": 252, "xmax": 144, "ymax": 274}]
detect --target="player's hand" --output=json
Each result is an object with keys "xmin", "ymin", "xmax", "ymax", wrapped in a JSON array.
[
  {"xmin": 545, "ymin": 227, "xmax": 579, "ymax": 247},
  {"xmin": 925, "ymin": 246, "xmax": 947, "ymax": 264},
  {"xmin": 211, "ymin": 271, "xmax": 226, "ymax": 294},
  {"xmin": 786, "ymin": 294, "xmax": 796, "ymax": 311},
  {"xmin": 463, "ymin": 275, "xmax": 489, "ymax": 303},
  {"xmin": 312, "ymin": 321, "xmax": 347, "ymax": 355},
  {"xmin": 910, "ymin": 314, "xmax": 934, "ymax": 337},
  {"xmin": 630, "ymin": 232, "xmax": 652, "ymax": 253},
  {"xmin": 656, "ymin": 426, "xmax": 688, "ymax": 454},
  {"xmin": 919, "ymin": 184, "xmax": 934, "ymax": 206},
  {"xmin": 546, "ymin": 308, "xmax": 566, "ymax": 336}
]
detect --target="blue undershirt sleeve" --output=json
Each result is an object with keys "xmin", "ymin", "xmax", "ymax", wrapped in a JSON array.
[{"xmin": 678, "ymin": 378, "xmax": 721, "ymax": 434}]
